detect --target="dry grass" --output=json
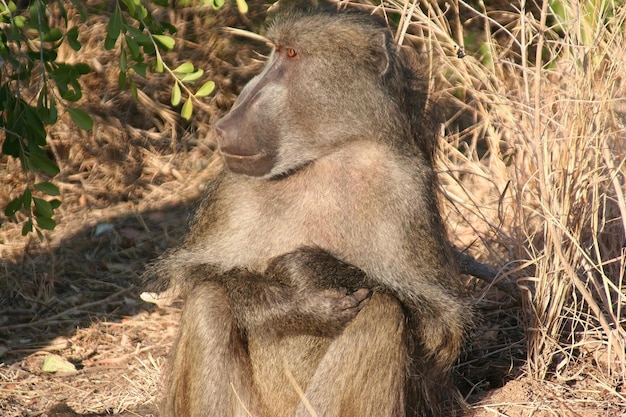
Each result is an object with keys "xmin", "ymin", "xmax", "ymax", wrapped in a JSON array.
[
  {"xmin": 1, "ymin": 0, "xmax": 625, "ymax": 416},
  {"xmin": 371, "ymin": 0, "xmax": 626, "ymax": 413}
]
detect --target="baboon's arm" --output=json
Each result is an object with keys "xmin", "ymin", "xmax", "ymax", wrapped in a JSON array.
[{"xmin": 190, "ymin": 249, "xmax": 371, "ymax": 338}]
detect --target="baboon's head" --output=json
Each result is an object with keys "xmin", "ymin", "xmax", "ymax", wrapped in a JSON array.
[{"xmin": 214, "ymin": 11, "xmax": 417, "ymax": 178}]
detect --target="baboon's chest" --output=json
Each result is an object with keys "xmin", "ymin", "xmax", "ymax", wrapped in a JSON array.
[
  {"xmin": 200, "ymin": 143, "xmax": 422, "ymax": 278},
  {"xmin": 218, "ymin": 173, "xmax": 397, "ymax": 271}
]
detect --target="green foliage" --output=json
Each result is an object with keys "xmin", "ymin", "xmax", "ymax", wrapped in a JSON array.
[
  {"xmin": 105, "ymin": 0, "xmax": 218, "ymax": 120},
  {"xmin": 550, "ymin": 0, "xmax": 624, "ymax": 47},
  {"xmin": 171, "ymin": 62, "xmax": 215, "ymax": 120},
  {"xmin": 0, "ymin": 0, "xmax": 240, "ymax": 237},
  {"xmin": 0, "ymin": 0, "xmax": 87, "ymax": 237}
]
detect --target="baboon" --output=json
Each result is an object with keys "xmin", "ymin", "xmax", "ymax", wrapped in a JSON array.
[{"xmin": 144, "ymin": 9, "xmax": 473, "ymax": 417}]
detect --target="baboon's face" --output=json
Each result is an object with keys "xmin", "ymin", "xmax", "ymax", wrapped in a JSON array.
[
  {"xmin": 213, "ymin": 45, "xmax": 292, "ymax": 177},
  {"xmin": 214, "ymin": 13, "xmax": 393, "ymax": 178}
]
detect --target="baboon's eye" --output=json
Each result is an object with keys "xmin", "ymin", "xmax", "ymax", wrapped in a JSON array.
[{"xmin": 286, "ymin": 48, "xmax": 297, "ymax": 58}]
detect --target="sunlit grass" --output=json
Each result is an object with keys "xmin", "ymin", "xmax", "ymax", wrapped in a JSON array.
[{"xmin": 377, "ymin": 0, "xmax": 625, "ymax": 389}]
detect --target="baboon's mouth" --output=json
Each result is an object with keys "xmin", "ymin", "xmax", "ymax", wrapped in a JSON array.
[
  {"xmin": 221, "ymin": 151, "xmax": 262, "ymax": 160},
  {"xmin": 220, "ymin": 151, "xmax": 275, "ymax": 177},
  {"xmin": 221, "ymin": 151, "xmax": 266, "ymax": 165}
]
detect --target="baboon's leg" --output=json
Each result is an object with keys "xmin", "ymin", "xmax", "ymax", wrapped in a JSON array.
[
  {"xmin": 162, "ymin": 282, "xmax": 259, "ymax": 417},
  {"xmin": 294, "ymin": 293, "xmax": 407, "ymax": 417}
]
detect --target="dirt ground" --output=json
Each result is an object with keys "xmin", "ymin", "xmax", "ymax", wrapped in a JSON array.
[{"xmin": 1, "ymin": 3, "xmax": 625, "ymax": 417}]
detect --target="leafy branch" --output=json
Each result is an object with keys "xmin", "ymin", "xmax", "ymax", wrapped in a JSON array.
[
  {"xmin": 104, "ymin": 0, "xmax": 215, "ymax": 120},
  {"xmin": 1, "ymin": 0, "xmax": 91, "ymax": 237},
  {"xmin": 1, "ymin": 0, "xmax": 242, "ymax": 237}
]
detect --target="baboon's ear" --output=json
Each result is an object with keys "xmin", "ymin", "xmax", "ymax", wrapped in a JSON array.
[{"xmin": 370, "ymin": 32, "xmax": 392, "ymax": 77}]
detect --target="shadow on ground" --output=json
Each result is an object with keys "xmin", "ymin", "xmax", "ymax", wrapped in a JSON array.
[{"xmin": 0, "ymin": 199, "xmax": 202, "ymax": 415}]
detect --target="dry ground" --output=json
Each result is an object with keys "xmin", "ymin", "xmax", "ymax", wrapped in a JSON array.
[{"xmin": 1, "ymin": 2, "xmax": 625, "ymax": 417}]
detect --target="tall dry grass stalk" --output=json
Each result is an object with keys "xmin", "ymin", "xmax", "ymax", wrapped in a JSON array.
[{"xmin": 372, "ymin": 0, "xmax": 626, "ymax": 388}]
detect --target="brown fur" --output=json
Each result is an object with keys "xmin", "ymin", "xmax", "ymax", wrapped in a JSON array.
[{"xmin": 144, "ymin": 9, "xmax": 472, "ymax": 417}]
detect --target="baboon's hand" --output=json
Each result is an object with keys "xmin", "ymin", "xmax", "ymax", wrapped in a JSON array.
[
  {"xmin": 266, "ymin": 246, "xmax": 368, "ymax": 290},
  {"xmin": 267, "ymin": 285, "xmax": 371, "ymax": 337},
  {"xmin": 304, "ymin": 286, "xmax": 371, "ymax": 329},
  {"xmin": 220, "ymin": 264, "xmax": 371, "ymax": 338}
]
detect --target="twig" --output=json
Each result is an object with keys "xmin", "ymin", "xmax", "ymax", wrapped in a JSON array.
[{"xmin": 0, "ymin": 288, "xmax": 132, "ymax": 331}]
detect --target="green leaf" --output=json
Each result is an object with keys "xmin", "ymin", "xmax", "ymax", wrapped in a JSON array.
[
  {"xmin": 0, "ymin": 39, "xmax": 8, "ymax": 58},
  {"xmin": 181, "ymin": 69, "xmax": 204, "ymax": 82},
  {"xmin": 2, "ymin": 1, "xmax": 16, "ymax": 13},
  {"xmin": 59, "ymin": 80, "xmax": 83, "ymax": 102},
  {"xmin": 104, "ymin": 35, "xmax": 117, "ymax": 51},
  {"xmin": 76, "ymin": 5, "xmax": 88, "ymax": 21},
  {"xmin": 36, "ymin": 215, "xmax": 56, "ymax": 230},
  {"xmin": 29, "ymin": 154, "xmax": 60, "ymax": 176},
  {"xmin": 134, "ymin": 4, "xmax": 148, "ymax": 19},
  {"xmin": 66, "ymin": 27, "xmax": 81, "ymax": 50},
  {"xmin": 46, "ymin": 96, "xmax": 58, "ymax": 124},
  {"xmin": 57, "ymin": 1, "xmax": 68, "ymax": 24},
  {"xmin": 21, "ymin": 105, "xmax": 46, "ymax": 145},
  {"xmin": 50, "ymin": 199, "xmax": 62, "ymax": 209},
  {"xmin": 155, "ymin": 56, "xmax": 164, "ymax": 73},
  {"xmin": 75, "ymin": 63, "xmax": 91, "ymax": 74},
  {"xmin": 195, "ymin": 80, "xmax": 215, "ymax": 97},
  {"xmin": 131, "ymin": 63, "xmax": 147, "ymax": 77},
  {"xmin": 125, "ymin": 35, "xmax": 140, "ymax": 59},
  {"xmin": 181, "ymin": 99, "xmax": 193, "ymax": 120},
  {"xmin": 34, "ymin": 182, "xmax": 60, "ymax": 196},
  {"xmin": 160, "ymin": 22, "xmax": 178, "ymax": 36},
  {"xmin": 129, "ymin": 78, "xmax": 138, "ymax": 100},
  {"xmin": 120, "ymin": 48, "xmax": 127, "ymax": 71},
  {"xmin": 106, "ymin": 5, "xmax": 123, "ymax": 47},
  {"xmin": 33, "ymin": 197, "xmax": 53, "ymax": 217},
  {"xmin": 142, "ymin": 40, "xmax": 155, "ymax": 56},
  {"xmin": 121, "ymin": 0, "xmax": 135, "ymax": 16},
  {"xmin": 14, "ymin": 15, "xmax": 26, "ymax": 28},
  {"xmin": 23, "ymin": 188, "xmax": 32, "ymax": 208},
  {"xmin": 236, "ymin": 0, "xmax": 248, "ymax": 14},
  {"xmin": 173, "ymin": 62, "xmax": 194, "ymax": 74},
  {"xmin": 118, "ymin": 70, "xmax": 127, "ymax": 89},
  {"xmin": 2, "ymin": 136, "xmax": 19, "ymax": 157},
  {"xmin": 5, "ymin": 196, "xmax": 23, "ymax": 216},
  {"xmin": 22, "ymin": 220, "xmax": 33, "ymax": 236},
  {"xmin": 42, "ymin": 28, "xmax": 63, "ymax": 42},
  {"xmin": 38, "ymin": 94, "xmax": 58, "ymax": 125},
  {"xmin": 153, "ymin": 35, "xmax": 175, "ymax": 50},
  {"xmin": 66, "ymin": 107, "xmax": 93, "ymax": 130},
  {"xmin": 8, "ymin": 23, "xmax": 20, "ymax": 41},
  {"xmin": 126, "ymin": 27, "xmax": 147, "ymax": 43},
  {"xmin": 27, "ymin": 48, "xmax": 57, "ymax": 62},
  {"xmin": 171, "ymin": 82, "xmax": 181, "ymax": 106},
  {"xmin": 29, "ymin": 1, "xmax": 47, "ymax": 29}
]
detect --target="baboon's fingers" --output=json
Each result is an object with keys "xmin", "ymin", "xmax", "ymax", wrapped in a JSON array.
[
  {"xmin": 311, "ymin": 288, "xmax": 371, "ymax": 318},
  {"xmin": 337, "ymin": 288, "xmax": 372, "ymax": 311},
  {"xmin": 351, "ymin": 288, "xmax": 372, "ymax": 302},
  {"xmin": 318, "ymin": 287, "xmax": 370, "ymax": 304}
]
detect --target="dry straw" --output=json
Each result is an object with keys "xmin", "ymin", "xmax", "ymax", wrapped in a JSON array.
[{"xmin": 375, "ymin": 0, "xmax": 625, "ymax": 390}]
